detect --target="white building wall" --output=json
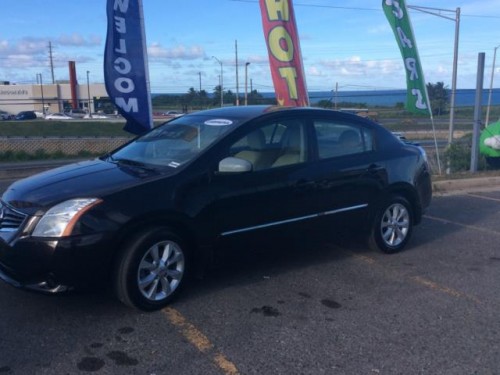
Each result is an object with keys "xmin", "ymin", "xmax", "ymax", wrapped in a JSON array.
[{"xmin": 0, "ymin": 83, "xmax": 109, "ymax": 116}]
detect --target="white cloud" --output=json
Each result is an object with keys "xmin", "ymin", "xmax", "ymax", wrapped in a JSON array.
[
  {"xmin": 2, "ymin": 54, "xmax": 41, "ymax": 69},
  {"xmin": 16, "ymin": 38, "xmax": 47, "ymax": 54},
  {"xmin": 315, "ymin": 56, "xmax": 405, "ymax": 81},
  {"xmin": 57, "ymin": 33, "xmax": 102, "ymax": 47},
  {"xmin": 367, "ymin": 24, "xmax": 390, "ymax": 34},
  {"xmin": 307, "ymin": 66, "xmax": 325, "ymax": 77},
  {"xmin": 245, "ymin": 55, "xmax": 269, "ymax": 64},
  {"xmin": 148, "ymin": 43, "xmax": 205, "ymax": 60},
  {"xmin": 0, "ymin": 35, "xmax": 102, "ymax": 70},
  {"xmin": 460, "ymin": 0, "xmax": 500, "ymax": 16}
]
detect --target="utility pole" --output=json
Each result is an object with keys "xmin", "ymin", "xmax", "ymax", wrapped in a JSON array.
[
  {"xmin": 212, "ymin": 56, "xmax": 223, "ymax": 107},
  {"xmin": 48, "ymin": 42, "xmax": 55, "ymax": 84},
  {"xmin": 235, "ymin": 40, "xmax": 240, "ymax": 106},
  {"xmin": 245, "ymin": 62, "xmax": 250, "ymax": 105},
  {"xmin": 470, "ymin": 53, "xmax": 485, "ymax": 173},
  {"xmin": 37, "ymin": 73, "xmax": 45, "ymax": 116},
  {"xmin": 334, "ymin": 82, "xmax": 338, "ymax": 109},
  {"xmin": 486, "ymin": 44, "xmax": 500, "ymax": 127},
  {"xmin": 86, "ymin": 71, "xmax": 92, "ymax": 118}
]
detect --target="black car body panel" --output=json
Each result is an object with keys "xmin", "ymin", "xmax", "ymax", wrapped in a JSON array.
[
  {"xmin": 3, "ymin": 159, "xmax": 178, "ymax": 212},
  {"xmin": 0, "ymin": 106, "xmax": 432, "ymax": 296}
]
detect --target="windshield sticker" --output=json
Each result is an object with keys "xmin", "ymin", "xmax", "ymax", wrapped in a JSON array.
[
  {"xmin": 204, "ymin": 119, "xmax": 233, "ymax": 126},
  {"xmin": 168, "ymin": 161, "xmax": 181, "ymax": 168}
]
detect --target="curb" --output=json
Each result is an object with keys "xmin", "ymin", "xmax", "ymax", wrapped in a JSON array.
[{"xmin": 432, "ymin": 176, "xmax": 500, "ymax": 195}]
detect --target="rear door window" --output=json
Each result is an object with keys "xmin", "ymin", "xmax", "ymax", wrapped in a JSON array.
[{"xmin": 313, "ymin": 120, "xmax": 373, "ymax": 159}]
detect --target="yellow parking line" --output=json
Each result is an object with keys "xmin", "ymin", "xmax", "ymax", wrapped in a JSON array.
[
  {"xmin": 163, "ymin": 307, "xmax": 240, "ymax": 375},
  {"xmin": 467, "ymin": 193, "xmax": 500, "ymax": 202},
  {"xmin": 424, "ymin": 214, "xmax": 500, "ymax": 236},
  {"xmin": 411, "ymin": 276, "xmax": 482, "ymax": 305},
  {"xmin": 213, "ymin": 354, "xmax": 240, "ymax": 375},
  {"xmin": 351, "ymin": 253, "xmax": 482, "ymax": 305}
]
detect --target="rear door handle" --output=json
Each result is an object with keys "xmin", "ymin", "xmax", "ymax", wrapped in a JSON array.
[
  {"xmin": 294, "ymin": 178, "xmax": 316, "ymax": 192},
  {"xmin": 367, "ymin": 163, "xmax": 383, "ymax": 173}
]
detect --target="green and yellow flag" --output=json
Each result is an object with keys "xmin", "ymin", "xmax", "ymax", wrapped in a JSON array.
[{"xmin": 383, "ymin": 0, "xmax": 429, "ymax": 114}]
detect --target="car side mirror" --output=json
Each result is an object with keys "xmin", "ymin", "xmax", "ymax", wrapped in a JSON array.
[{"xmin": 218, "ymin": 157, "xmax": 252, "ymax": 173}]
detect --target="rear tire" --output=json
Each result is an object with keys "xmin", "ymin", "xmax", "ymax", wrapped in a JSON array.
[
  {"xmin": 113, "ymin": 227, "xmax": 189, "ymax": 311},
  {"xmin": 368, "ymin": 196, "xmax": 413, "ymax": 254}
]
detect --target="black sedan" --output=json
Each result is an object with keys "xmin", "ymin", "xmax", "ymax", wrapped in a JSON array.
[{"xmin": 0, "ymin": 106, "xmax": 432, "ymax": 310}]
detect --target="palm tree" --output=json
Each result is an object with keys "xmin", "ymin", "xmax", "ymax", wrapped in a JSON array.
[{"xmin": 426, "ymin": 82, "xmax": 449, "ymax": 116}]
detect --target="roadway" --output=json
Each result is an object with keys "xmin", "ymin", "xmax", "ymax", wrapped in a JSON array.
[{"xmin": 0, "ymin": 172, "xmax": 499, "ymax": 374}]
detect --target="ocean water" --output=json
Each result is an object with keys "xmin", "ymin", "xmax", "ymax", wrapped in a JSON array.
[
  {"xmin": 307, "ymin": 88, "xmax": 500, "ymax": 107},
  {"xmin": 153, "ymin": 88, "xmax": 500, "ymax": 108}
]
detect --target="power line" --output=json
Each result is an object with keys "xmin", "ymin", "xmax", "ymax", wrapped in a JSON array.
[
  {"xmin": 230, "ymin": 0, "xmax": 378, "ymax": 12},
  {"xmin": 230, "ymin": 0, "xmax": 500, "ymax": 19}
]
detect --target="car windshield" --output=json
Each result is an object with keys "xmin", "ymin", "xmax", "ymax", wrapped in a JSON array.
[{"xmin": 109, "ymin": 114, "xmax": 239, "ymax": 168}]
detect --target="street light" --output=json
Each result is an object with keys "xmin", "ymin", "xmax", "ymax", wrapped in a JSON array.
[
  {"xmin": 86, "ymin": 71, "xmax": 92, "ymax": 118},
  {"xmin": 212, "ymin": 56, "xmax": 223, "ymax": 107},
  {"xmin": 486, "ymin": 44, "xmax": 500, "ymax": 127},
  {"xmin": 408, "ymin": 5, "xmax": 460, "ymax": 144},
  {"xmin": 244, "ymin": 62, "xmax": 251, "ymax": 106}
]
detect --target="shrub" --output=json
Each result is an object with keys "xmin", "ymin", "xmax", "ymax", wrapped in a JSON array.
[{"xmin": 444, "ymin": 133, "xmax": 488, "ymax": 172}]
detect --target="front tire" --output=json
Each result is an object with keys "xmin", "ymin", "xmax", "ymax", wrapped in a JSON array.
[
  {"xmin": 113, "ymin": 227, "xmax": 189, "ymax": 311},
  {"xmin": 368, "ymin": 196, "xmax": 413, "ymax": 254}
]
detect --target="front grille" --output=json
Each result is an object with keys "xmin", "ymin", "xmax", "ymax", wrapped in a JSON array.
[{"xmin": 0, "ymin": 201, "xmax": 27, "ymax": 232}]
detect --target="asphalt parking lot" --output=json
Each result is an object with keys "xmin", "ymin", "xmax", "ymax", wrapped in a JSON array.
[{"xmin": 0, "ymin": 173, "xmax": 499, "ymax": 374}]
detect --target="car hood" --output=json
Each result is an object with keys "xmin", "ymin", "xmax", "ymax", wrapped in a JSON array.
[{"xmin": 2, "ymin": 159, "xmax": 176, "ymax": 213}]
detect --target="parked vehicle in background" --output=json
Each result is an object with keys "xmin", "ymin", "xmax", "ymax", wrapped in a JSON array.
[
  {"xmin": 64, "ymin": 108, "xmax": 86, "ymax": 118},
  {"xmin": 44, "ymin": 113, "xmax": 74, "ymax": 120},
  {"xmin": 153, "ymin": 111, "xmax": 184, "ymax": 119},
  {"xmin": 339, "ymin": 108, "xmax": 379, "ymax": 122},
  {"xmin": 14, "ymin": 111, "xmax": 37, "ymax": 120},
  {"xmin": 84, "ymin": 113, "xmax": 109, "ymax": 119},
  {"xmin": 392, "ymin": 131, "xmax": 408, "ymax": 142},
  {"xmin": 164, "ymin": 110, "xmax": 183, "ymax": 117},
  {"xmin": 0, "ymin": 110, "xmax": 13, "ymax": 120},
  {"xmin": 0, "ymin": 106, "xmax": 432, "ymax": 311}
]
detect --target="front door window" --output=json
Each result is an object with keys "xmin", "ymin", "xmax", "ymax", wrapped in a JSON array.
[{"xmin": 229, "ymin": 120, "xmax": 308, "ymax": 171}]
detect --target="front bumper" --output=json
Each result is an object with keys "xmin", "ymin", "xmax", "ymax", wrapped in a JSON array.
[
  {"xmin": 0, "ymin": 231, "xmax": 116, "ymax": 293},
  {"xmin": 0, "ymin": 264, "xmax": 69, "ymax": 293}
]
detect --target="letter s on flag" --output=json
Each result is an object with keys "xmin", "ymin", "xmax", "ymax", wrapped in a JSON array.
[{"xmin": 382, "ymin": 0, "xmax": 430, "ymax": 115}]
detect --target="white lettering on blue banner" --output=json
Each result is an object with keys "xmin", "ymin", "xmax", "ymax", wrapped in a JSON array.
[{"xmin": 104, "ymin": 0, "xmax": 153, "ymax": 134}]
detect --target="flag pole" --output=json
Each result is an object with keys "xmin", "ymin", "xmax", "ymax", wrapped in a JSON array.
[{"xmin": 138, "ymin": 0, "xmax": 153, "ymax": 129}]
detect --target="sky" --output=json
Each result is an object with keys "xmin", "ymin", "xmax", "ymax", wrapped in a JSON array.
[{"xmin": 1, "ymin": 0, "xmax": 500, "ymax": 95}]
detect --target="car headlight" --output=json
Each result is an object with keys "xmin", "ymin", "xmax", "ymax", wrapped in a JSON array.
[{"xmin": 32, "ymin": 198, "xmax": 103, "ymax": 238}]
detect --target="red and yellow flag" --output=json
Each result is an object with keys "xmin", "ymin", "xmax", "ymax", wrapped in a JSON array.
[{"xmin": 259, "ymin": 0, "xmax": 309, "ymax": 107}]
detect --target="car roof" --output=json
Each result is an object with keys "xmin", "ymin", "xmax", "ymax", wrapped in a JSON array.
[
  {"xmin": 179, "ymin": 105, "xmax": 385, "ymax": 134},
  {"xmin": 178, "ymin": 105, "xmax": 381, "ymax": 129}
]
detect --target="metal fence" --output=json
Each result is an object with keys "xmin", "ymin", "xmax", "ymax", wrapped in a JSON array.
[{"xmin": 0, "ymin": 137, "xmax": 131, "ymax": 156}]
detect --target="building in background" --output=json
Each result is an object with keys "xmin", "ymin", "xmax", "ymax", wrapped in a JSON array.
[{"xmin": 0, "ymin": 82, "xmax": 110, "ymax": 116}]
